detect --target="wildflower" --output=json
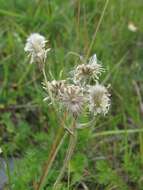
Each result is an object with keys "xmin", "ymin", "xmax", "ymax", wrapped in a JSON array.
[
  {"xmin": 59, "ymin": 85, "xmax": 84, "ymax": 117},
  {"xmin": 24, "ymin": 33, "xmax": 50, "ymax": 64},
  {"xmin": 128, "ymin": 22, "xmax": 138, "ymax": 32},
  {"xmin": 88, "ymin": 84, "xmax": 110, "ymax": 115},
  {"xmin": 73, "ymin": 54, "xmax": 104, "ymax": 84},
  {"xmin": 43, "ymin": 80, "xmax": 66, "ymax": 99}
]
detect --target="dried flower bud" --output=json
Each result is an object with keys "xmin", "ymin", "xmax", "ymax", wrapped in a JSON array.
[
  {"xmin": 73, "ymin": 54, "xmax": 104, "ymax": 85},
  {"xmin": 88, "ymin": 84, "xmax": 111, "ymax": 115},
  {"xmin": 59, "ymin": 85, "xmax": 84, "ymax": 117},
  {"xmin": 43, "ymin": 80, "xmax": 66, "ymax": 99}
]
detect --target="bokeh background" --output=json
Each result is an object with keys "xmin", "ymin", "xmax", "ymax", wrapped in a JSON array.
[{"xmin": 0, "ymin": 0, "xmax": 143, "ymax": 189}]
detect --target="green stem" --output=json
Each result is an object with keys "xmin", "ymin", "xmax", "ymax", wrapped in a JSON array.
[
  {"xmin": 35, "ymin": 126, "xmax": 67, "ymax": 190},
  {"xmin": 53, "ymin": 120, "xmax": 77, "ymax": 189},
  {"xmin": 85, "ymin": 0, "xmax": 109, "ymax": 60},
  {"xmin": 92, "ymin": 128, "xmax": 143, "ymax": 138},
  {"xmin": 35, "ymin": 62, "xmax": 63, "ymax": 190}
]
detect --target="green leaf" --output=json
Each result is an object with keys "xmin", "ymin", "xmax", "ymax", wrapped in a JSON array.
[{"xmin": 70, "ymin": 153, "xmax": 87, "ymax": 183}]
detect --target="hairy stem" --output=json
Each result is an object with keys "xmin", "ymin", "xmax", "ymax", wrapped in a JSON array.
[{"xmin": 53, "ymin": 120, "xmax": 77, "ymax": 189}]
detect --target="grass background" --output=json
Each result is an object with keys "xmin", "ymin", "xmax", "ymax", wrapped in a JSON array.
[{"xmin": 0, "ymin": 0, "xmax": 143, "ymax": 189}]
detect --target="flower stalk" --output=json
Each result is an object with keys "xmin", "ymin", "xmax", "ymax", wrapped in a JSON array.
[{"xmin": 53, "ymin": 119, "xmax": 77, "ymax": 189}]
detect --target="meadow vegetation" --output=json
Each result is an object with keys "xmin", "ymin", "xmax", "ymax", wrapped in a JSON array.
[{"xmin": 0, "ymin": 0, "xmax": 143, "ymax": 189}]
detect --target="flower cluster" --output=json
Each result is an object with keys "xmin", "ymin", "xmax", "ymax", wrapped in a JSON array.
[
  {"xmin": 43, "ymin": 57, "xmax": 110, "ymax": 117},
  {"xmin": 25, "ymin": 33, "xmax": 111, "ymax": 117}
]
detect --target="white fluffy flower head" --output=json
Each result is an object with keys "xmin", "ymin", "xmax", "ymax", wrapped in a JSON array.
[
  {"xmin": 24, "ymin": 33, "xmax": 50, "ymax": 63},
  {"xmin": 88, "ymin": 84, "xmax": 110, "ymax": 115}
]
